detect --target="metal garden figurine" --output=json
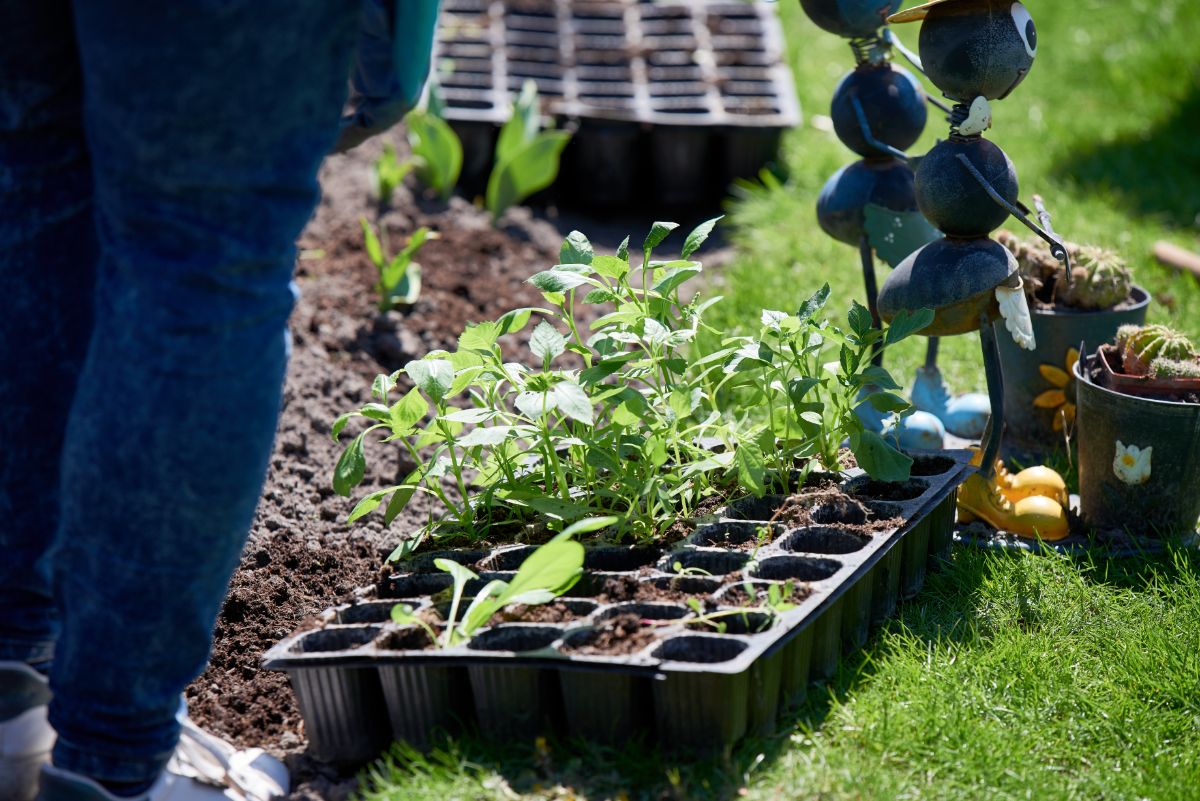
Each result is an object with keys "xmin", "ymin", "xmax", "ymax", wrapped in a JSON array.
[
  {"xmin": 878, "ymin": 0, "xmax": 1071, "ymax": 537},
  {"xmin": 799, "ymin": 0, "xmax": 992, "ymax": 448}
]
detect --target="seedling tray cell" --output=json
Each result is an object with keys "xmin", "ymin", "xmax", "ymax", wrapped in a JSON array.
[
  {"xmin": 265, "ymin": 450, "xmax": 974, "ymax": 761},
  {"xmin": 432, "ymin": 0, "xmax": 801, "ymax": 210}
]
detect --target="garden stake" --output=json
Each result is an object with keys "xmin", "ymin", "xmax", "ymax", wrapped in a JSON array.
[
  {"xmin": 801, "ymin": 0, "xmax": 991, "ymax": 443},
  {"xmin": 880, "ymin": 0, "xmax": 1071, "ymax": 537}
]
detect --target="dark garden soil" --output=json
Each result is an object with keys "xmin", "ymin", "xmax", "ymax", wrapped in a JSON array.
[
  {"xmin": 719, "ymin": 582, "xmax": 812, "ymax": 607},
  {"xmin": 183, "ymin": 133, "xmax": 569, "ymax": 800},
  {"xmin": 559, "ymin": 613, "xmax": 662, "ymax": 656},
  {"xmin": 595, "ymin": 573, "xmax": 714, "ymax": 606},
  {"xmin": 487, "ymin": 601, "xmax": 589, "ymax": 625}
]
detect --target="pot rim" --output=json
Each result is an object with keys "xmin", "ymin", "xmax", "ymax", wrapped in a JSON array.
[
  {"xmin": 1031, "ymin": 284, "xmax": 1150, "ymax": 318},
  {"xmin": 1075, "ymin": 351, "xmax": 1200, "ymax": 408}
]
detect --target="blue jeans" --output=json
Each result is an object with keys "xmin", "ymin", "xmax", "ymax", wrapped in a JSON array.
[{"xmin": 0, "ymin": 1, "xmax": 361, "ymax": 785}]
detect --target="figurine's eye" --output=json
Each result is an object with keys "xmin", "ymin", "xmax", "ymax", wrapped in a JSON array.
[{"xmin": 1011, "ymin": 2, "xmax": 1037, "ymax": 57}]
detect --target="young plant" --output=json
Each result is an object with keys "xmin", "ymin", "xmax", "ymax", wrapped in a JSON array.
[
  {"xmin": 332, "ymin": 219, "xmax": 743, "ymax": 551},
  {"xmin": 486, "ymin": 81, "xmax": 571, "ymax": 220},
  {"xmin": 390, "ymin": 520, "xmax": 596, "ymax": 647},
  {"xmin": 372, "ymin": 143, "xmax": 414, "ymax": 209},
  {"xmin": 717, "ymin": 284, "xmax": 933, "ymax": 487},
  {"xmin": 360, "ymin": 219, "xmax": 433, "ymax": 311},
  {"xmin": 405, "ymin": 109, "xmax": 463, "ymax": 201}
]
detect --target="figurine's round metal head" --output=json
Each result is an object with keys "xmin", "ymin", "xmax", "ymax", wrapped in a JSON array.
[
  {"xmin": 888, "ymin": 0, "xmax": 1037, "ymax": 101},
  {"xmin": 800, "ymin": 0, "xmax": 902, "ymax": 39}
]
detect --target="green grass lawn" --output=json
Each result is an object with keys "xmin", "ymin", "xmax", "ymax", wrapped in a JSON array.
[{"xmin": 355, "ymin": 1, "xmax": 1200, "ymax": 798}]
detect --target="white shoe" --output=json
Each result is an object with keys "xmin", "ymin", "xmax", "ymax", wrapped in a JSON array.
[
  {"xmin": 36, "ymin": 713, "xmax": 288, "ymax": 801},
  {"xmin": 0, "ymin": 661, "xmax": 55, "ymax": 801}
]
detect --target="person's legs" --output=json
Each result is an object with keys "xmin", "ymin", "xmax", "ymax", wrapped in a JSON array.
[
  {"xmin": 0, "ymin": 0, "xmax": 94, "ymax": 674},
  {"xmin": 45, "ymin": 0, "xmax": 361, "ymax": 789}
]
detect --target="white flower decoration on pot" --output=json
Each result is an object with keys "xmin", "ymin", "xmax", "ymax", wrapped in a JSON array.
[{"xmin": 1112, "ymin": 440, "xmax": 1152, "ymax": 485}]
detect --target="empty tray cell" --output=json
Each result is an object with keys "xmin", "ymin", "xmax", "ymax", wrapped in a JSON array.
[
  {"xmin": 505, "ymin": 30, "xmax": 561, "ymax": 49},
  {"xmin": 709, "ymin": 18, "xmax": 765, "ymax": 36},
  {"xmin": 379, "ymin": 572, "xmax": 454, "ymax": 598},
  {"xmin": 691, "ymin": 520, "xmax": 784, "ymax": 550},
  {"xmin": 583, "ymin": 545, "xmax": 663, "ymax": 572},
  {"xmin": 689, "ymin": 609, "xmax": 775, "ymax": 635},
  {"xmin": 909, "ymin": 455, "xmax": 956, "ymax": 477},
  {"xmin": 577, "ymin": 65, "xmax": 633, "ymax": 83},
  {"xmin": 641, "ymin": 18, "xmax": 695, "ymax": 36},
  {"xmin": 578, "ymin": 95, "xmax": 634, "ymax": 110},
  {"xmin": 467, "ymin": 625, "xmax": 562, "ymax": 654},
  {"xmin": 710, "ymin": 34, "xmax": 763, "ymax": 52},
  {"xmin": 442, "ymin": 41, "xmax": 494, "ymax": 60},
  {"xmin": 661, "ymin": 550, "xmax": 750, "ymax": 577},
  {"xmin": 779, "ymin": 526, "xmax": 871, "ymax": 555},
  {"xmin": 865, "ymin": 500, "xmax": 904, "ymax": 522},
  {"xmin": 721, "ymin": 97, "xmax": 783, "ymax": 116},
  {"xmin": 507, "ymin": 75, "xmax": 563, "ymax": 96},
  {"xmin": 438, "ymin": 88, "xmax": 496, "ymax": 111},
  {"xmin": 402, "ymin": 549, "xmax": 488, "ymax": 573},
  {"xmin": 647, "ymin": 65, "xmax": 705, "ymax": 83},
  {"xmin": 596, "ymin": 601, "xmax": 692, "ymax": 624},
  {"xmin": 724, "ymin": 494, "xmax": 787, "ymax": 521},
  {"xmin": 573, "ymin": 18, "xmax": 626, "ymax": 35},
  {"xmin": 750, "ymin": 555, "xmax": 841, "ymax": 582},
  {"xmin": 720, "ymin": 80, "xmax": 775, "ymax": 96},
  {"xmin": 440, "ymin": 71, "xmax": 493, "ymax": 90},
  {"xmin": 504, "ymin": 11, "xmax": 558, "ymax": 33},
  {"xmin": 847, "ymin": 477, "xmax": 929, "ymax": 502},
  {"xmin": 476, "ymin": 545, "xmax": 536, "ymax": 572},
  {"xmin": 463, "ymin": 572, "xmax": 517, "ymax": 597},
  {"xmin": 716, "ymin": 50, "xmax": 772, "ymax": 67},
  {"xmin": 508, "ymin": 59, "xmax": 561, "ymax": 80},
  {"xmin": 649, "ymin": 81, "xmax": 709, "ymax": 98},
  {"xmin": 574, "ymin": 33, "xmax": 627, "ymax": 51},
  {"xmin": 333, "ymin": 601, "xmax": 401, "ymax": 625},
  {"xmin": 578, "ymin": 81, "xmax": 634, "ymax": 98},
  {"xmin": 654, "ymin": 634, "xmax": 747, "ymax": 664},
  {"xmin": 647, "ymin": 50, "xmax": 697, "ymax": 68},
  {"xmin": 718, "ymin": 66, "xmax": 773, "ymax": 82},
  {"xmin": 508, "ymin": 44, "xmax": 560, "ymax": 63},
  {"xmin": 442, "ymin": 0, "xmax": 488, "ymax": 11},
  {"xmin": 576, "ymin": 48, "xmax": 629, "ymax": 67},
  {"xmin": 642, "ymin": 35, "xmax": 699, "ymax": 52},
  {"xmin": 290, "ymin": 626, "xmax": 380, "ymax": 655},
  {"xmin": 439, "ymin": 56, "xmax": 492, "ymax": 75}
]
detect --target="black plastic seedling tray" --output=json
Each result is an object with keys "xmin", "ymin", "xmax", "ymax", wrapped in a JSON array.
[
  {"xmin": 433, "ymin": 0, "xmax": 801, "ymax": 209},
  {"xmin": 265, "ymin": 451, "xmax": 973, "ymax": 763}
]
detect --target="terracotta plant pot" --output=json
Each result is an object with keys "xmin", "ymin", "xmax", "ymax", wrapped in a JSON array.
[
  {"xmin": 994, "ymin": 285, "xmax": 1149, "ymax": 461},
  {"xmin": 1096, "ymin": 344, "xmax": 1200, "ymax": 400},
  {"xmin": 1074, "ymin": 353, "xmax": 1200, "ymax": 535}
]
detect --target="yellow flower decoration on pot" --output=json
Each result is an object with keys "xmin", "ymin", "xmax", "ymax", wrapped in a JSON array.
[
  {"xmin": 1033, "ymin": 347, "xmax": 1079, "ymax": 432},
  {"xmin": 1113, "ymin": 440, "xmax": 1152, "ymax": 485}
]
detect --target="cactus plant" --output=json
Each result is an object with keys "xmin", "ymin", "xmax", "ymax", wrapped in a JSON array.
[
  {"xmin": 1056, "ymin": 245, "xmax": 1133, "ymax": 310},
  {"xmin": 1150, "ymin": 357, "xmax": 1200, "ymax": 380},
  {"xmin": 1115, "ymin": 324, "xmax": 1197, "ymax": 376},
  {"xmin": 997, "ymin": 231, "xmax": 1132, "ymax": 310}
]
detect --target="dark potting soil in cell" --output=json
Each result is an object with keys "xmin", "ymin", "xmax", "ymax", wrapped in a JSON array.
[
  {"xmin": 183, "ymin": 134, "xmax": 570, "ymax": 798},
  {"xmin": 488, "ymin": 601, "xmax": 589, "ymax": 625},
  {"xmin": 595, "ymin": 572, "xmax": 714, "ymax": 606},
  {"xmin": 559, "ymin": 612, "xmax": 662, "ymax": 656},
  {"xmin": 719, "ymin": 582, "xmax": 812, "ymax": 607},
  {"xmin": 768, "ymin": 486, "xmax": 872, "ymax": 528}
]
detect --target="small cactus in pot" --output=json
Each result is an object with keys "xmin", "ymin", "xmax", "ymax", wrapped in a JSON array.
[
  {"xmin": 1150, "ymin": 357, "xmax": 1200, "ymax": 380},
  {"xmin": 997, "ymin": 231, "xmax": 1133, "ymax": 310},
  {"xmin": 1114, "ymin": 324, "xmax": 1197, "ymax": 377}
]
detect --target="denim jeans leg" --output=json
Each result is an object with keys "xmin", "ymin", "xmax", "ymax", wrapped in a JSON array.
[
  {"xmin": 0, "ymin": 0, "xmax": 94, "ymax": 671},
  {"xmin": 45, "ymin": 0, "xmax": 362, "ymax": 785}
]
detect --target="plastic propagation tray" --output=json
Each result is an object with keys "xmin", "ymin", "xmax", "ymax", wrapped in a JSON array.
[
  {"xmin": 264, "ymin": 451, "xmax": 973, "ymax": 763},
  {"xmin": 433, "ymin": 0, "xmax": 801, "ymax": 209}
]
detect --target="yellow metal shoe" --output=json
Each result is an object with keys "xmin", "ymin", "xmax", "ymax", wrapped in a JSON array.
[
  {"xmin": 968, "ymin": 448, "xmax": 1068, "ymax": 506},
  {"xmin": 956, "ymin": 473, "xmax": 1069, "ymax": 540}
]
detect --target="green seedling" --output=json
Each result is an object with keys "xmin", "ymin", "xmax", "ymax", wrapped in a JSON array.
[
  {"xmin": 718, "ymin": 284, "xmax": 933, "ymax": 487},
  {"xmin": 390, "ymin": 519, "xmax": 597, "ymax": 647},
  {"xmin": 360, "ymin": 219, "xmax": 434, "ymax": 312},
  {"xmin": 672, "ymin": 561, "xmax": 714, "ymax": 578},
  {"xmin": 372, "ymin": 143, "xmax": 414, "ymax": 209},
  {"xmin": 486, "ymin": 81, "xmax": 571, "ymax": 220},
  {"xmin": 405, "ymin": 109, "xmax": 462, "ymax": 200},
  {"xmin": 333, "ymin": 219, "xmax": 746, "ymax": 548}
]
